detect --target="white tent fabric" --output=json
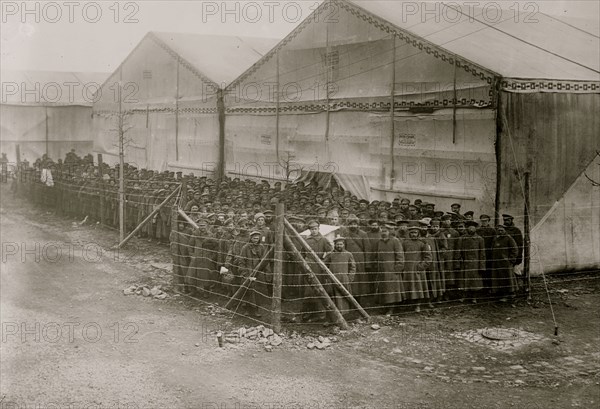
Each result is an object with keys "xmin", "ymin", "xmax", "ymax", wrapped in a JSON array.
[{"xmin": 351, "ymin": 0, "xmax": 600, "ymax": 81}]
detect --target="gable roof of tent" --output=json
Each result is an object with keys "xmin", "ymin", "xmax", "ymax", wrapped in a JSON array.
[
  {"xmin": 150, "ymin": 32, "xmax": 279, "ymax": 87},
  {"xmin": 1, "ymin": 70, "xmax": 110, "ymax": 106},
  {"xmin": 350, "ymin": 0, "xmax": 599, "ymax": 81},
  {"xmin": 96, "ymin": 32, "xmax": 280, "ymax": 94},
  {"xmin": 228, "ymin": 0, "xmax": 599, "ymax": 90}
]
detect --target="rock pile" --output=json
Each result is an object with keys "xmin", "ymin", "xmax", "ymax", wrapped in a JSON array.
[
  {"xmin": 218, "ymin": 325, "xmax": 284, "ymax": 351},
  {"xmin": 123, "ymin": 285, "xmax": 168, "ymax": 300}
]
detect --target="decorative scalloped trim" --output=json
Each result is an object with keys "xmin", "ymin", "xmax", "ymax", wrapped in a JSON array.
[
  {"xmin": 225, "ymin": 98, "xmax": 492, "ymax": 113},
  {"xmin": 501, "ymin": 79, "xmax": 600, "ymax": 93}
]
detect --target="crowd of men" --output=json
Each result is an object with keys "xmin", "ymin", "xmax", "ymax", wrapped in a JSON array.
[{"xmin": 13, "ymin": 150, "xmax": 525, "ymax": 321}]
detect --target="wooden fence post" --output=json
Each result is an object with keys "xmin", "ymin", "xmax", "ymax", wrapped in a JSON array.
[{"xmin": 271, "ymin": 203, "xmax": 285, "ymax": 332}]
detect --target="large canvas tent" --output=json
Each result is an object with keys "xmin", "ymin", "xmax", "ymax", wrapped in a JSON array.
[
  {"xmin": 224, "ymin": 0, "xmax": 600, "ymax": 274},
  {"xmin": 1, "ymin": 70, "xmax": 108, "ymax": 165},
  {"xmin": 92, "ymin": 32, "xmax": 278, "ymax": 173}
]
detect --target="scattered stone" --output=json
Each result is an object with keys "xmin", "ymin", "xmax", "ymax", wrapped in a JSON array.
[
  {"xmin": 510, "ymin": 365, "xmax": 524, "ymax": 370},
  {"xmin": 270, "ymin": 334, "xmax": 283, "ymax": 346},
  {"xmin": 472, "ymin": 367, "xmax": 486, "ymax": 371},
  {"xmin": 307, "ymin": 343, "xmax": 315, "ymax": 350},
  {"xmin": 318, "ymin": 336, "xmax": 325, "ymax": 343},
  {"xmin": 141, "ymin": 287, "xmax": 151, "ymax": 297},
  {"xmin": 154, "ymin": 293, "xmax": 167, "ymax": 300},
  {"xmin": 150, "ymin": 286, "xmax": 161, "ymax": 296},
  {"xmin": 383, "ymin": 338, "xmax": 390, "ymax": 343},
  {"xmin": 316, "ymin": 342, "xmax": 327, "ymax": 350},
  {"xmin": 262, "ymin": 328, "xmax": 274, "ymax": 338},
  {"xmin": 424, "ymin": 366, "xmax": 434, "ymax": 372},
  {"xmin": 264, "ymin": 345, "xmax": 273, "ymax": 352},
  {"xmin": 123, "ymin": 286, "xmax": 136, "ymax": 295},
  {"xmin": 371, "ymin": 324, "xmax": 381, "ymax": 330},
  {"xmin": 194, "ymin": 343, "xmax": 200, "ymax": 347}
]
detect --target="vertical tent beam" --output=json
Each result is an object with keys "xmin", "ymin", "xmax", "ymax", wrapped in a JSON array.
[
  {"xmin": 524, "ymin": 171, "xmax": 531, "ymax": 299},
  {"xmin": 98, "ymin": 154, "xmax": 105, "ymax": 225},
  {"xmin": 275, "ymin": 50, "xmax": 280, "ymax": 159},
  {"xmin": 217, "ymin": 88, "xmax": 226, "ymax": 181},
  {"xmin": 271, "ymin": 203, "xmax": 285, "ymax": 332},
  {"xmin": 45, "ymin": 106, "xmax": 49, "ymax": 156},
  {"xmin": 452, "ymin": 61, "xmax": 458, "ymax": 144},
  {"xmin": 389, "ymin": 35, "xmax": 397, "ymax": 190},
  {"xmin": 175, "ymin": 60, "xmax": 180, "ymax": 162},
  {"xmin": 324, "ymin": 6, "xmax": 331, "ymax": 160},
  {"xmin": 494, "ymin": 77, "xmax": 503, "ymax": 226},
  {"xmin": 15, "ymin": 144, "xmax": 20, "ymax": 193}
]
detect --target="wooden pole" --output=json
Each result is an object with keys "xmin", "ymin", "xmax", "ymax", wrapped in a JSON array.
[
  {"xmin": 271, "ymin": 203, "xmax": 285, "ymax": 332},
  {"xmin": 283, "ymin": 233, "xmax": 348, "ymax": 330},
  {"xmin": 118, "ymin": 81, "xmax": 125, "ymax": 243},
  {"xmin": 98, "ymin": 154, "xmax": 105, "ymax": 225},
  {"xmin": 224, "ymin": 246, "xmax": 274, "ymax": 310},
  {"xmin": 524, "ymin": 171, "xmax": 531, "ymax": 299},
  {"xmin": 117, "ymin": 185, "xmax": 181, "ymax": 248},
  {"xmin": 389, "ymin": 35, "xmax": 396, "ymax": 190},
  {"xmin": 15, "ymin": 144, "xmax": 20, "ymax": 193},
  {"xmin": 217, "ymin": 88, "xmax": 226, "ymax": 181},
  {"xmin": 45, "ymin": 106, "xmax": 49, "ymax": 156},
  {"xmin": 177, "ymin": 207, "xmax": 199, "ymax": 230},
  {"xmin": 284, "ymin": 219, "xmax": 369, "ymax": 320}
]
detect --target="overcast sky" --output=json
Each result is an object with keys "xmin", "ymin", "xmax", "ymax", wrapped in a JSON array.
[{"xmin": 1, "ymin": 0, "xmax": 599, "ymax": 73}]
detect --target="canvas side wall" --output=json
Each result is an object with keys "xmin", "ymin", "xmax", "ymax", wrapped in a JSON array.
[
  {"xmin": 1, "ymin": 104, "xmax": 93, "ymax": 164},
  {"xmin": 498, "ymin": 90, "xmax": 600, "ymax": 274}
]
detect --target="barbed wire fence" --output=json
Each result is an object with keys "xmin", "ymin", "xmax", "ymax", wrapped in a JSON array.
[{"xmin": 9, "ymin": 159, "xmax": 600, "ymax": 333}]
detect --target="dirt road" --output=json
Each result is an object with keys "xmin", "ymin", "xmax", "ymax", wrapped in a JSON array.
[{"xmin": 1, "ymin": 187, "xmax": 598, "ymax": 408}]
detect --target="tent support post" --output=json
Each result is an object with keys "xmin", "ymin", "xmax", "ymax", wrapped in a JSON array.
[
  {"xmin": 494, "ymin": 77, "xmax": 503, "ymax": 226},
  {"xmin": 217, "ymin": 88, "xmax": 226, "ymax": 181},
  {"xmin": 98, "ymin": 154, "xmax": 105, "ymax": 226},
  {"xmin": 271, "ymin": 203, "xmax": 285, "ymax": 332},
  {"xmin": 175, "ymin": 61, "xmax": 180, "ymax": 162},
  {"xmin": 389, "ymin": 35, "xmax": 397, "ymax": 190},
  {"xmin": 524, "ymin": 171, "xmax": 531, "ymax": 299},
  {"xmin": 275, "ymin": 50, "xmax": 280, "ymax": 159}
]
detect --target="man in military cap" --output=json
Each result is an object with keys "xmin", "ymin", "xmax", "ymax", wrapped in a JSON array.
[
  {"xmin": 395, "ymin": 219, "xmax": 410, "ymax": 240},
  {"xmin": 374, "ymin": 221, "xmax": 405, "ymax": 314},
  {"xmin": 187, "ymin": 219, "xmax": 219, "ymax": 297},
  {"xmin": 502, "ymin": 214, "xmax": 523, "ymax": 269},
  {"xmin": 358, "ymin": 199, "xmax": 369, "ymax": 213},
  {"xmin": 339, "ymin": 214, "xmax": 372, "ymax": 306},
  {"xmin": 456, "ymin": 220, "xmax": 485, "ymax": 303},
  {"xmin": 477, "ymin": 214, "xmax": 497, "ymax": 293},
  {"xmin": 402, "ymin": 221, "xmax": 432, "ymax": 312},
  {"xmin": 398, "ymin": 198, "xmax": 411, "ymax": 219},
  {"xmin": 301, "ymin": 220, "xmax": 333, "ymax": 322},
  {"xmin": 490, "ymin": 224, "xmax": 519, "ymax": 302},
  {"xmin": 450, "ymin": 203, "xmax": 462, "ymax": 215},
  {"xmin": 239, "ymin": 229, "xmax": 272, "ymax": 317},
  {"xmin": 407, "ymin": 204, "xmax": 421, "ymax": 220},
  {"xmin": 463, "ymin": 211, "xmax": 475, "ymax": 221},
  {"xmin": 424, "ymin": 218, "xmax": 447, "ymax": 306},
  {"xmin": 421, "ymin": 202, "xmax": 435, "ymax": 218},
  {"xmin": 323, "ymin": 236, "xmax": 357, "ymax": 318}
]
